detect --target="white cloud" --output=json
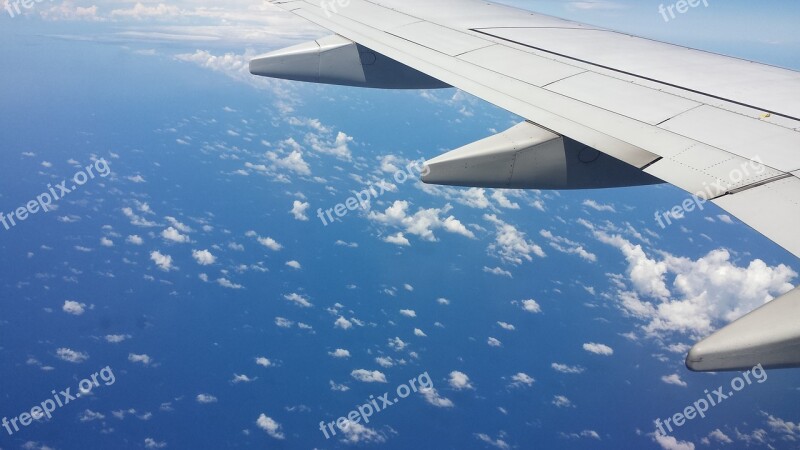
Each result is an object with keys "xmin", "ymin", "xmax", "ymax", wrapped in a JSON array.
[
  {"xmin": 448, "ymin": 371, "xmax": 473, "ymax": 390},
  {"xmin": 350, "ymin": 369, "xmax": 387, "ymax": 383},
  {"xmin": 583, "ymin": 342, "xmax": 614, "ymax": 356},
  {"xmin": 284, "ymin": 293, "xmax": 312, "ymax": 308},
  {"xmin": 256, "ymin": 414, "xmax": 285, "ymax": 440},
  {"xmin": 40, "ymin": 2, "xmax": 103, "ymax": 21},
  {"xmin": 652, "ymin": 433, "xmax": 695, "ymax": 450},
  {"xmin": 328, "ymin": 349, "xmax": 351, "ymax": 358},
  {"xmin": 551, "ymin": 363, "xmax": 585, "ymax": 374},
  {"xmin": 594, "ymin": 229, "xmax": 796, "ymax": 337},
  {"xmin": 127, "ymin": 175, "xmax": 146, "ymax": 183},
  {"xmin": 306, "ymin": 130, "xmax": 353, "ymax": 161},
  {"xmin": 510, "ymin": 372, "xmax": 535, "ymax": 387},
  {"xmin": 583, "ymin": 199, "xmax": 616, "ymax": 212},
  {"xmin": 56, "ymin": 348, "xmax": 89, "ymax": 363},
  {"xmin": 375, "ymin": 356, "xmax": 394, "ymax": 368},
  {"xmin": 595, "ymin": 232, "xmax": 670, "ymax": 299},
  {"xmin": 476, "ymin": 433, "xmax": 511, "ymax": 449},
  {"xmin": 661, "ymin": 373, "xmax": 688, "ymax": 387},
  {"xmin": 552, "ymin": 395, "xmax": 574, "ymax": 408},
  {"xmin": 122, "ymin": 207, "xmax": 157, "ymax": 228},
  {"xmin": 285, "ymin": 260, "xmax": 301, "ymax": 269},
  {"xmin": 334, "ymin": 316, "xmax": 352, "ymax": 330},
  {"xmin": 520, "ymin": 299, "xmax": 542, "ymax": 313},
  {"xmin": 255, "ymin": 357, "xmax": 272, "ymax": 367},
  {"xmin": 79, "ymin": 409, "xmax": 105, "ymax": 422},
  {"xmin": 335, "ymin": 240, "xmax": 358, "ymax": 248},
  {"xmin": 491, "ymin": 190, "xmax": 521, "ymax": 210},
  {"xmin": 540, "ymin": 229, "xmax": 597, "ymax": 262},
  {"xmin": 388, "ymin": 337, "xmax": 407, "ymax": 351},
  {"xmin": 105, "ymin": 334, "xmax": 131, "ymax": 343},
  {"xmin": 330, "ymin": 380, "xmax": 349, "ymax": 392},
  {"xmin": 706, "ymin": 429, "xmax": 733, "ymax": 444},
  {"xmin": 257, "ymin": 236, "xmax": 283, "ymax": 251},
  {"xmin": 419, "ymin": 387, "xmax": 454, "ymax": 408},
  {"xmin": 457, "ymin": 187, "xmax": 492, "ymax": 209},
  {"xmin": 217, "ymin": 278, "xmax": 243, "ymax": 289},
  {"xmin": 196, "ymin": 394, "xmax": 218, "ymax": 404},
  {"xmin": 144, "ymin": 438, "xmax": 167, "ymax": 449},
  {"xmin": 192, "ymin": 249, "xmax": 216, "ymax": 265},
  {"xmin": 717, "ymin": 214, "xmax": 734, "ymax": 224},
  {"xmin": 399, "ymin": 309, "xmax": 417, "ymax": 318},
  {"xmin": 110, "ymin": 3, "xmax": 182, "ymax": 20},
  {"xmin": 128, "ymin": 353, "xmax": 152, "ymax": 365},
  {"xmin": 339, "ymin": 420, "xmax": 387, "ymax": 444},
  {"xmin": 383, "ymin": 232, "xmax": 410, "ymax": 246},
  {"xmin": 266, "ymin": 147, "xmax": 312, "ymax": 176},
  {"xmin": 484, "ymin": 214, "xmax": 545, "ymax": 264},
  {"xmin": 561, "ymin": 430, "xmax": 602, "ymax": 441},
  {"xmin": 369, "ymin": 201, "xmax": 475, "ymax": 243},
  {"xmin": 126, "ymin": 235, "xmax": 144, "ymax": 245},
  {"xmin": 161, "ymin": 227, "xmax": 190, "ymax": 243},
  {"xmin": 232, "ymin": 374, "xmax": 257, "ymax": 383},
  {"xmin": 275, "ymin": 317, "xmax": 294, "ymax": 328},
  {"xmin": 175, "ymin": 49, "xmax": 299, "ymax": 97},
  {"xmin": 497, "ymin": 321, "xmax": 515, "ymax": 331},
  {"xmin": 100, "ymin": 237, "xmax": 114, "ymax": 247},
  {"xmin": 63, "ymin": 300, "xmax": 86, "ymax": 316},
  {"xmin": 483, "ymin": 266, "xmax": 512, "ymax": 278},
  {"xmin": 150, "ymin": 251, "xmax": 174, "ymax": 271},
  {"xmin": 414, "ymin": 328, "xmax": 427, "ymax": 337},
  {"xmin": 290, "ymin": 201, "xmax": 310, "ymax": 221},
  {"xmin": 763, "ymin": 412, "xmax": 800, "ymax": 441},
  {"xmin": 487, "ymin": 337, "xmax": 502, "ymax": 347}
]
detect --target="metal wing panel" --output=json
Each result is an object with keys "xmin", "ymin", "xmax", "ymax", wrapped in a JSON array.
[
  {"xmin": 545, "ymin": 71, "xmax": 701, "ymax": 126},
  {"xmin": 388, "ymin": 21, "xmax": 494, "ymax": 56},
  {"xmin": 457, "ymin": 45, "xmax": 587, "ymax": 87},
  {"xmin": 467, "ymin": 27, "xmax": 800, "ymax": 120},
  {"xmin": 299, "ymin": 0, "xmax": 421, "ymax": 29},
  {"xmin": 659, "ymin": 106, "xmax": 800, "ymax": 172},
  {"xmin": 644, "ymin": 145, "xmax": 785, "ymax": 197},
  {"xmin": 713, "ymin": 177, "xmax": 800, "ymax": 257},
  {"xmin": 371, "ymin": 0, "xmax": 596, "ymax": 30}
]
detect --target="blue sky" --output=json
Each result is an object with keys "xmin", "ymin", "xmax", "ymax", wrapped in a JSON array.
[{"xmin": 1, "ymin": 1, "xmax": 799, "ymax": 450}]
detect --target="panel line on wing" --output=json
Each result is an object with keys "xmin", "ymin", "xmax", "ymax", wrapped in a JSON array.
[{"xmin": 470, "ymin": 28, "xmax": 800, "ymax": 122}]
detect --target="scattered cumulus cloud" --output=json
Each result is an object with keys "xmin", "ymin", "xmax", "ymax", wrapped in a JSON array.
[
  {"xmin": 256, "ymin": 414, "xmax": 285, "ymax": 440},
  {"xmin": 56, "ymin": 348, "xmax": 89, "ymax": 363},
  {"xmin": 583, "ymin": 342, "xmax": 613, "ymax": 356},
  {"xmin": 448, "ymin": 371, "xmax": 473, "ymax": 390},
  {"xmin": 63, "ymin": 300, "xmax": 86, "ymax": 316},
  {"xmin": 192, "ymin": 249, "xmax": 216, "ymax": 265},
  {"xmin": 351, "ymin": 369, "xmax": 387, "ymax": 383}
]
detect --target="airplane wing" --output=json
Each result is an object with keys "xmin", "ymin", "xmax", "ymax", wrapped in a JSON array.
[{"xmin": 252, "ymin": 0, "xmax": 800, "ymax": 372}]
